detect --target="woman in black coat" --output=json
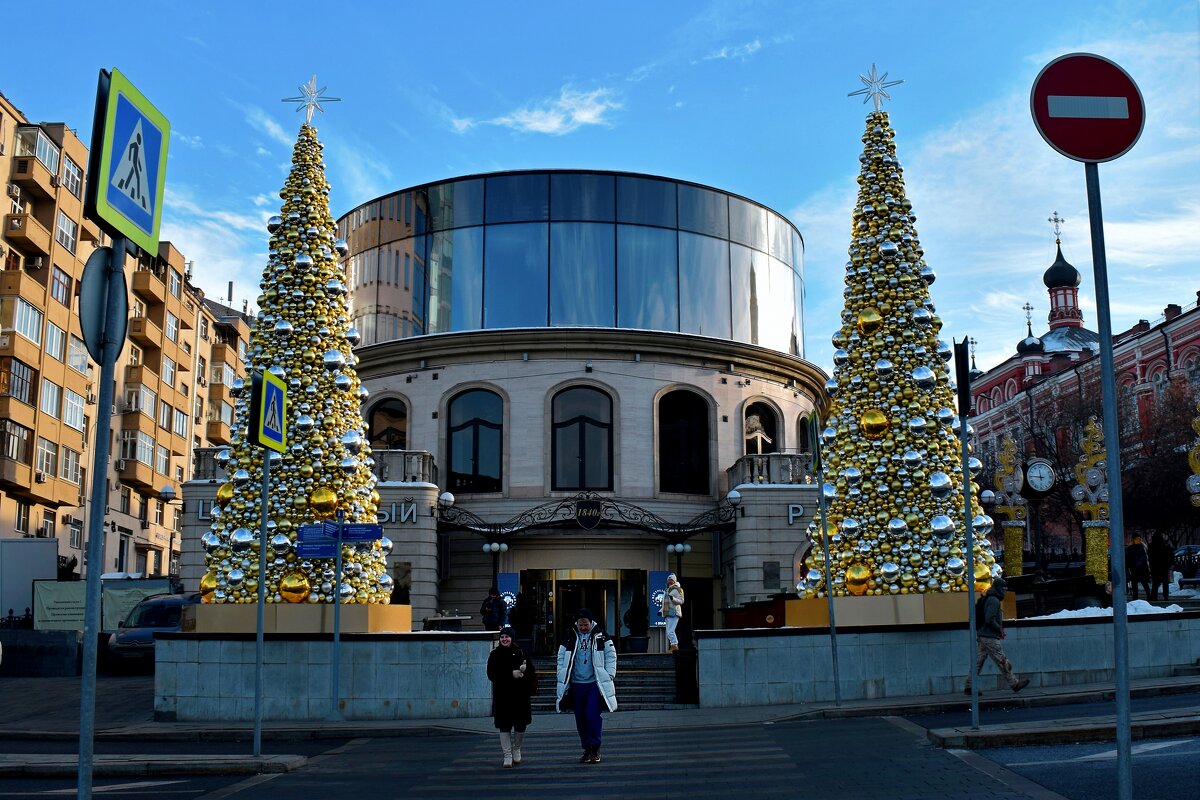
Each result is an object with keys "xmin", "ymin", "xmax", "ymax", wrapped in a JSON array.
[{"xmin": 486, "ymin": 626, "xmax": 534, "ymax": 767}]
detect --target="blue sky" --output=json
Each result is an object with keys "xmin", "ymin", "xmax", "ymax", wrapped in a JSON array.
[{"xmin": 7, "ymin": 1, "xmax": 1197, "ymax": 374}]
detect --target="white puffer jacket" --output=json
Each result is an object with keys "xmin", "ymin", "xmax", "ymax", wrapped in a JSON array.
[{"xmin": 556, "ymin": 624, "xmax": 618, "ymax": 713}]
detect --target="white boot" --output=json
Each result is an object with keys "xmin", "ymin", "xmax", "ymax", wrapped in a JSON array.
[
  {"xmin": 512, "ymin": 731, "xmax": 524, "ymax": 765},
  {"xmin": 499, "ymin": 732, "xmax": 513, "ymax": 768}
]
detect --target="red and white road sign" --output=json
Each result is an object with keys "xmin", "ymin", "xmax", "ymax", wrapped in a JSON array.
[{"xmin": 1031, "ymin": 53, "xmax": 1145, "ymax": 163}]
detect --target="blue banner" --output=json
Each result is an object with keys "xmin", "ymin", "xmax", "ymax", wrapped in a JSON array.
[
  {"xmin": 497, "ymin": 572, "xmax": 519, "ymax": 621},
  {"xmin": 649, "ymin": 570, "xmax": 670, "ymax": 629}
]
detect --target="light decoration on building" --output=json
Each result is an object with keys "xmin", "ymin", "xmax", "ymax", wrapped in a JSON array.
[
  {"xmin": 1189, "ymin": 400, "xmax": 1200, "ymax": 508},
  {"xmin": 800, "ymin": 70, "xmax": 996, "ymax": 598},
  {"xmin": 1072, "ymin": 416, "xmax": 1111, "ymax": 584},
  {"xmin": 991, "ymin": 435, "xmax": 1028, "ymax": 578}
]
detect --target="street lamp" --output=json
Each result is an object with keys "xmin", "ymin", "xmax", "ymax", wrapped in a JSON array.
[
  {"xmin": 159, "ymin": 486, "xmax": 180, "ymax": 579},
  {"xmin": 483, "ymin": 540, "xmax": 509, "ymax": 584}
]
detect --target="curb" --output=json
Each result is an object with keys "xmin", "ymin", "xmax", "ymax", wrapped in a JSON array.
[
  {"xmin": 0, "ymin": 753, "xmax": 307, "ymax": 778},
  {"xmin": 927, "ymin": 711, "xmax": 1200, "ymax": 748}
]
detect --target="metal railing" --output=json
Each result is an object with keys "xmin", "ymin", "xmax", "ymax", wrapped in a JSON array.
[
  {"xmin": 725, "ymin": 452, "xmax": 816, "ymax": 487},
  {"xmin": 191, "ymin": 447, "xmax": 439, "ymax": 485}
]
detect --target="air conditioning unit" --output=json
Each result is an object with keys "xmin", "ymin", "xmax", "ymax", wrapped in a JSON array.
[
  {"xmin": 198, "ymin": 376, "xmax": 207, "ymax": 387},
  {"xmin": 194, "ymin": 416, "xmax": 202, "ymax": 425},
  {"xmin": 86, "ymin": 393, "xmax": 97, "ymax": 404},
  {"xmin": 115, "ymin": 459, "xmax": 126, "ymax": 471},
  {"xmin": 61, "ymin": 514, "xmax": 77, "ymax": 525},
  {"xmin": 0, "ymin": 142, "xmax": 6, "ymax": 155},
  {"xmin": 5, "ymin": 185, "xmax": 18, "ymax": 198},
  {"xmin": 200, "ymin": 333, "xmax": 209, "ymax": 342},
  {"xmin": 50, "ymin": 175, "xmax": 61, "ymax": 188},
  {"xmin": 26, "ymin": 256, "xmax": 44, "ymax": 270},
  {"xmin": 34, "ymin": 471, "xmax": 47, "ymax": 483},
  {"xmin": 111, "ymin": 405, "xmax": 118, "ymax": 415},
  {"xmin": 140, "ymin": 520, "xmax": 151, "ymax": 530}
]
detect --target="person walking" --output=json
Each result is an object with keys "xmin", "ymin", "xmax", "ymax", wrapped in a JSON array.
[
  {"xmin": 556, "ymin": 608, "xmax": 617, "ymax": 763},
  {"xmin": 660, "ymin": 574, "xmax": 685, "ymax": 653},
  {"xmin": 480, "ymin": 586, "xmax": 505, "ymax": 631},
  {"xmin": 487, "ymin": 626, "xmax": 535, "ymax": 767},
  {"xmin": 1148, "ymin": 532, "xmax": 1175, "ymax": 601},
  {"xmin": 1125, "ymin": 536, "xmax": 1151, "ymax": 601},
  {"xmin": 964, "ymin": 576, "xmax": 1029, "ymax": 695}
]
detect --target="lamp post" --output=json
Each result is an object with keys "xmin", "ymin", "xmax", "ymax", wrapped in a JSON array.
[
  {"xmin": 483, "ymin": 540, "xmax": 509, "ymax": 585},
  {"xmin": 158, "ymin": 485, "xmax": 180, "ymax": 580}
]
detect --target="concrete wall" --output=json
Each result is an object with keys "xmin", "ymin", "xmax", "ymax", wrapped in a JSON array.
[
  {"xmin": 154, "ymin": 632, "xmax": 492, "ymax": 721},
  {"xmin": 697, "ymin": 612, "xmax": 1200, "ymax": 707},
  {"xmin": 720, "ymin": 484, "xmax": 816, "ymax": 607},
  {"xmin": 0, "ymin": 630, "xmax": 81, "ymax": 677}
]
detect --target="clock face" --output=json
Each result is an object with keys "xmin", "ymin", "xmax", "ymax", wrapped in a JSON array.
[{"xmin": 1027, "ymin": 461, "xmax": 1056, "ymax": 492}]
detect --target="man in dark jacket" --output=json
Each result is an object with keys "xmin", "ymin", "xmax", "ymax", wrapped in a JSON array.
[
  {"xmin": 964, "ymin": 577, "xmax": 1029, "ymax": 694},
  {"xmin": 1148, "ymin": 533, "xmax": 1174, "ymax": 601}
]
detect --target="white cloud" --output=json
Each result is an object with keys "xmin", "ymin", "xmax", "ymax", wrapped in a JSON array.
[
  {"xmin": 324, "ymin": 139, "xmax": 394, "ymax": 208},
  {"xmin": 703, "ymin": 39, "xmax": 762, "ymax": 62},
  {"xmin": 242, "ymin": 105, "xmax": 293, "ymax": 148},
  {"xmin": 172, "ymin": 131, "xmax": 203, "ymax": 148},
  {"xmin": 484, "ymin": 87, "xmax": 622, "ymax": 136}
]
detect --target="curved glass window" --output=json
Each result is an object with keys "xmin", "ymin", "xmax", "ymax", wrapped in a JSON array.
[
  {"xmin": 617, "ymin": 176, "xmax": 675, "ymax": 228},
  {"xmin": 731, "ymin": 244, "xmax": 766, "ymax": 346},
  {"xmin": 729, "ymin": 198, "xmax": 767, "ymax": 251},
  {"xmin": 368, "ymin": 398, "xmax": 409, "ymax": 450},
  {"xmin": 658, "ymin": 390, "xmax": 710, "ymax": 494},
  {"xmin": 679, "ymin": 184, "xmax": 728, "ymax": 239},
  {"xmin": 428, "ymin": 179, "xmax": 483, "ymax": 231},
  {"xmin": 487, "ymin": 174, "xmax": 549, "ymax": 223},
  {"xmin": 551, "ymin": 173, "xmax": 614, "ymax": 222},
  {"xmin": 550, "ymin": 223, "xmax": 615, "ymax": 327},
  {"xmin": 743, "ymin": 401, "xmax": 778, "ymax": 455},
  {"xmin": 679, "ymin": 233, "xmax": 730, "ymax": 339},
  {"xmin": 552, "ymin": 387, "xmax": 612, "ymax": 491},
  {"xmin": 447, "ymin": 389, "xmax": 503, "ymax": 493},
  {"xmin": 617, "ymin": 225, "xmax": 677, "ymax": 331},
  {"xmin": 768, "ymin": 213, "xmax": 793, "ymax": 263},
  {"xmin": 428, "ymin": 228, "xmax": 483, "ymax": 333},
  {"xmin": 761, "ymin": 257, "xmax": 797, "ymax": 354},
  {"xmin": 484, "ymin": 223, "xmax": 549, "ymax": 328}
]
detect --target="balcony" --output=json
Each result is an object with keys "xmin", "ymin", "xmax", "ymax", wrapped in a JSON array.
[
  {"xmin": 4, "ymin": 214, "xmax": 51, "ymax": 257},
  {"xmin": 192, "ymin": 447, "xmax": 227, "ymax": 482},
  {"xmin": 131, "ymin": 270, "xmax": 166, "ymax": 305},
  {"xmin": 211, "ymin": 342, "xmax": 237, "ymax": 366},
  {"xmin": 116, "ymin": 457, "xmax": 156, "ymax": 490},
  {"xmin": 128, "ymin": 317, "xmax": 163, "ymax": 348},
  {"xmin": 205, "ymin": 419, "xmax": 231, "ymax": 445},
  {"xmin": 371, "ymin": 450, "xmax": 438, "ymax": 484},
  {"xmin": 726, "ymin": 452, "xmax": 815, "ymax": 488},
  {"xmin": 0, "ymin": 457, "xmax": 32, "ymax": 490},
  {"xmin": 124, "ymin": 364, "xmax": 153, "ymax": 386},
  {"xmin": 10, "ymin": 156, "xmax": 55, "ymax": 201}
]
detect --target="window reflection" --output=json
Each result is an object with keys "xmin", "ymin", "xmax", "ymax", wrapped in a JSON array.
[
  {"xmin": 552, "ymin": 386, "xmax": 612, "ymax": 491},
  {"xmin": 729, "ymin": 198, "xmax": 767, "ymax": 251},
  {"xmin": 617, "ymin": 176, "xmax": 676, "ymax": 228},
  {"xmin": 484, "ymin": 223, "xmax": 548, "ymax": 328},
  {"xmin": 550, "ymin": 223, "xmax": 615, "ymax": 326},
  {"xmin": 552, "ymin": 173, "xmax": 615, "ymax": 221},
  {"xmin": 659, "ymin": 389, "xmax": 710, "ymax": 494},
  {"xmin": 448, "ymin": 389, "xmax": 503, "ymax": 493},
  {"xmin": 487, "ymin": 174, "xmax": 549, "ymax": 223},
  {"xmin": 679, "ymin": 233, "xmax": 730, "ymax": 339},
  {"xmin": 427, "ymin": 180, "xmax": 484, "ymax": 231},
  {"xmin": 731, "ymin": 244, "xmax": 766, "ymax": 345},
  {"xmin": 761, "ymin": 258, "xmax": 797, "ymax": 353},
  {"xmin": 768, "ymin": 213, "xmax": 793, "ymax": 263},
  {"xmin": 369, "ymin": 398, "xmax": 409, "ymax": 450},
  {"xmin": 679, "ymin": 185, "xmax": 728, "ymax": 239},
  {"xmin": 428, "ymin": 228, "xmax": 483, "ymax": 333},
  {"xmin": 617, "ymin": 225, "xmax": 677, "ymax": 331}
]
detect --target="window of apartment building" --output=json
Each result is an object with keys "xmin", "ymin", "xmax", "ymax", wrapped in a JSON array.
[
  {"xmin": 175, "ymin": 464, "xmax": 184, "ymax": 483},
  {"xmin": 128, "ymin": 345, "xmax": 141, "ymax": 366},
  {"xmin": 39, "ymin": 379, "xmax": 61, "ymax": 418},
  {"xmin": 162, "ymin": 356, "xmax": 176, "ymax": 388},
  {"xmin": 119, "ymin": 430, "xmax": 155, "ymax": 465},
  {"xmin": 55, "ymin": 212, "xmax": 77, "ymax": 254},
  {"xmin": 15, "ymin": 501, "xmax": 29, "ymax": 535},
  {"xmin": 197, "ymin": 355, "xmax": 207, "ymax": 382},
  {"xmin": 7, "ymin": 184, "xmax": 20, "ymax": 217},
  {"xmin": 120, "ymin": 486, "xmax": 131, "ymax": 514},
  {"xmin": 165, "ymin": 311, "xmax": 179, "ymax": 342},
  {"xmin": 658, "ymin": 389, "xmax": 711, "ymax": 494},
  {"xmin": 132, "ymin": 298, "xmax": 145, "ymax": 319},
  {"xmin": 173, "ymin": 408, "xmax": 188, "ymax": 437},
  {"xmin": 237, "ymin": 339, "xmax": 247, "ymax": 362},
  {"xmin": 158, "ymin": 399, "xmax": 171, "ymax": 430},
  {"xmin": 551, "ymin": 386, "xmax": 612, "ymax": 491},
  {"xmin": 61, "ymin": 447, "xmax": 81, "ymax": 484},
  {"xmin": 215, "ymin": 363, "xmax": 235, "ymax": 386},
  {"xmin": 199, "ymin": 317, "xmax": 209, "ymax": 341},
  {"xmin": 68, "ymin": 335, "xmax": 88, "ymax": 373},
  {"xmin": 39, "ymin": 509, "xmax": 55, "ymax": 540},
  {"xmin": 0, "ymin": 358, "xmax": 35, "ymax": 404},
  {"xmin": 45, "ymin": 322, "xmax": 66, "ymax": 361},
  {"xmin": 51, "ymin": 266, "xmax": 72, "ymax": 305},
  {"xmin": 155, "ymin": 444, "xmax": 169, "ymax": 475},
  {"xmin": 35, "ymin": 437, "xmax": 58, "ymax": 475},
  {"xmin": 12, "ymin": 297, "xmax": 43, "ymax": 345},
  {"xmin": 69, "ymin": 521, "xmax": 82, "ymax": 550},
  {"xmin": 60, "ymin": 156, "xmax": 83, "ymax": 198},
  {"xmin": 154, "ymin": 498, "xmax": 165, "ymax": 525},
  {"xmin": 168, "ymin": 269, "xmax": 181, "ymax": 298},
  {"xmin": 133, "ymin": 385, "xmax": 156, "ymax": 414},
  {"xmin": 63, "ymin": 389, "xmax": 85, "ymax": 431},
  {"xmin": 221, "ymin": 401, "xmax": 233, "ymax": 426},
  {"xmin": 16, "ymin": 126, "xmax": 61, "ymax": 173}
]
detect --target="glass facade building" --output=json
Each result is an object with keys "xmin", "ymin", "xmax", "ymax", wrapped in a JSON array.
[{"xmin": 338, "ymin": 170, "xmax": 805, "ymax": 357}]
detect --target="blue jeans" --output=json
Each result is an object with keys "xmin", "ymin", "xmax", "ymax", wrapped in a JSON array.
[{"xmin": 571, "ymin": 680, "xmax": 603, "ymax": 747}]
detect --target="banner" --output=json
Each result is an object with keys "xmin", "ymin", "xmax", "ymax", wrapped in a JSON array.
[
  {"xmin": 497, "ymin": 572, "xmax": 519, "ymax": 623},
  {"xmin": 649, "ymin": 570, "xmax": 670, "ymax": 629}
]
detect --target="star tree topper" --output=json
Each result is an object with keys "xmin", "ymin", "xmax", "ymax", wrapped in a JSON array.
[
  {"xmin": 848, "ymin": 64, "xmax": 904, "ymax": 112},
  {"xmin": 282, "ymin": 75, "xmax": 341, "ymax": 124}
]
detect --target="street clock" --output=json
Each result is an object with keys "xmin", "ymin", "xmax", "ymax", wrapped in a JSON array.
[{"xmin": 1020, "ymin": 457, "xmax": 1058, "ymax": 499}]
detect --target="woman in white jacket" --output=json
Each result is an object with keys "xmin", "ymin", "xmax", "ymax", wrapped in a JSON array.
[{"xmin": 661, "ymin": 574, "xmax": 685, "ymax": 652}]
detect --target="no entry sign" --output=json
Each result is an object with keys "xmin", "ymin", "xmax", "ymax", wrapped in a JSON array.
[{"xmin": 1030, "ymin": 53, "xmax": 1144, "ymax": 162}]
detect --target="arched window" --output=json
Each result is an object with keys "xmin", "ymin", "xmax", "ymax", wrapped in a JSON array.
[
  {"xmin": 658, "ymin": 389, "xmax": 710, "ymax": 494},
  {"xmin": 552, "ymin": 386, "xmax": 612, "ymax": 491},
  {"xmin": 743, "ymin": 401, "xmax": 778, "ymax": 454},
  {"xmin": 368, "ymin": 398, "xmax": 409, "ymax": 450},
  {"xmin": 447, "ymin": 389, "xmax": 503, "ymax": 493}
]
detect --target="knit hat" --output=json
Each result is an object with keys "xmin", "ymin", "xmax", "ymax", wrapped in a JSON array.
[
  {"xmin": 498, "ymin": 625, "xmax": 515, "ymax": 638},
  {"xmin": 575, "ymin": 608, "xmax": 593, "ymax": 621},
  {"xmin": 991, "ymin": 576, "xmax": 1006, "ymax": 591},
  {"xmin": 666, "ymin": 573, "xmax": 678, "ymax": 583}
]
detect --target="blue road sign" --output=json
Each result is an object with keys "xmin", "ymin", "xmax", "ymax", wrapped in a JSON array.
[
  {"xmin": 297, "ymin": 524, "xmax": 330, "ymax": 542},
  {"xmin": 296, "ymin": 541, "xmax": 337, "ymax": 559},
  {"xmin": 342, "ymin": 523, "xmax": 384, "ymax": 542},
  {"xmin": 323, "ymin": 520, "xmax": 341, "ymax": 538},
  {"xmin": 248, "ymin": 371, "xmax": 287, "ymax": 453}
]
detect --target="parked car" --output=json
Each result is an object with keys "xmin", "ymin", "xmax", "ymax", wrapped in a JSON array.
[
  {"xmin": 1174, "ymin": 545, "xmax": 1200, "ymax": 579},
  {"xmin": 106, "ymin": 592, "xmax": 199, "ymax": 671}
]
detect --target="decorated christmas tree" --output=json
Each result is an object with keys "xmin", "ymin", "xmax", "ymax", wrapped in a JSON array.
[
  {"xmin": 200, "ymin": 87, "xmax": 391, "ymax": 605},
  {"xmin": 801, "ymin": 69, "xmax": 996, "ymax": 598}
]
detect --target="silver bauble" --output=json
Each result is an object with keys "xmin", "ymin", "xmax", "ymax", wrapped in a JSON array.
[
  {"xmin": 296, "ymin": 415, "xmax": 316, "ymax": 434},
  {"xmin": 231, "ymin": 528, "xmax": 256, "ymax": 552},
  {"xmin": 929, "ymin": 472, "xmax": 953, "ymax": 497},
  {"xmin": 267, "ymin": 215, "xmax": 282, "ymax": 233},
  {"xmin": 232, "ymin": 469, "xmax": 251, "ymax": 486},
  {"xmin": 946, "ymin": 557, "xmax": 966, "ymax": 577},
  {"xmin": 911, "ymin": 366, "xmax": 936, "ymax": 389},
  {"xmin": 930, "ymin": 515, "xmax": 955, "ymax": 540},
  {"xmin": 335, "ymin": 239, "xmax": 349, "ymax": 257},
  {"xmin": 345, "ymin": 328, "xmax": 361, "ymax": 347},
  {"xmin": 323, "ymin": 350, "xmax": 346, "ymax": 372},
  {"xmin": 334, "ymin": 374, "xmax": 353, "ymax": 392}
]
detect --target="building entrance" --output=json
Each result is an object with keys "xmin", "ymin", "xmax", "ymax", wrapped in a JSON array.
[{"xmin": 520, "ymin": 568, "xmax": 646, "ymax": 655}]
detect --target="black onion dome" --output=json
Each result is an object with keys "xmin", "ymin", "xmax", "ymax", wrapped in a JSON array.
[
  {"xmin": 1043, "ymin": 242, "xmax": 1081, "ymax": 289},
  {"xmin": 1016, "ymin": 320, "xmax": 1044, "ymax": 355}
]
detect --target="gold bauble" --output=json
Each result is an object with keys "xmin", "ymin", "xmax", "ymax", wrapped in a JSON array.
[
  {"xmin": 846, "ymin": 563, "xmax": 871, "ymax": 596},
  {"xmin": 857, "ymin": 308, "xmax": 884, "ymax": 335},
  {"xmin": 200, "ymin": 571, "xmax": 218, "ymax": 602},
  {"xmin": 310, "ymin": 487, "xmax": 339, "ymax": 517},
  {"xmin": 860, "ymin": 409, "xmax": 890, "ymax": 439},
  {"xmin": 280, "ymin": 572, "xmax": 311, "ymax": 603},
  {"xmin": 973, "ymin": 563, "xmax": 992, "ymax": 594},
  {"xmin": 216, "ymin": 482, "xmax": 235, "ymax": 505}
]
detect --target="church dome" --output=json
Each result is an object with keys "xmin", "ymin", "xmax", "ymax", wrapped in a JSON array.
[
  {"xmin": 1043, "ymin": 243, "xmax": 1081, "ymax": 289},
  {"xmin": 1016, "ymin": 319, "xmax": 1044, "ymax": 356}
]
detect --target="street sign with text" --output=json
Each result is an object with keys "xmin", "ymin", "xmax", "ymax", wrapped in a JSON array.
[{"xmin": 1030, "ymin": 53, "xmax": 1144, "ymax": 163}]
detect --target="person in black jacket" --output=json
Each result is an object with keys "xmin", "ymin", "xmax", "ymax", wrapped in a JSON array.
[
  {"xmin": 1148, "ymin": 533, "xmax": 1174, "ymax": 601},
  {"xmin": 486, "ymin": 626, "xmax": 535, "ymax": 767},
  {"xmin": 480, "ymin": 586, "xmax": 505, "ymax": 631},
  {"xmin": 963, "ymin": 577, "xmax": 1029, "ymax": 695},
  {"xmin": 1125, "ymin": 536, "xmax": 1151, "ymax": 600}
]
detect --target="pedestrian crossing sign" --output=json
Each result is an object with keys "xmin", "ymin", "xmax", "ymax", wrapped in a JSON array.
[
  {"xmin": 86, "ymin": 69, "xmax": 169, "ymax": 254},
  {"xmin": 248, "ymin": 371, "xmax": 287, "ymax": 453}
]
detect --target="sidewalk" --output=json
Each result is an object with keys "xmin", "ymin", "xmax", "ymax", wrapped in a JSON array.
[{"xmin": 2, "ymin": 674, "xmax": 1199, "ymax": 777}]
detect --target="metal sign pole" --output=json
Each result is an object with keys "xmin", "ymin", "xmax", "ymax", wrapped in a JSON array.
[
  {"xmin": 814, "ymin": 461, "xmax": 841, "ymax": 707},
  {"xmin": 329, "ymin": 510, "xmax": 345, "ymax": 719},
  {"xmin": 253, "ymin": 451, "xmax": 271, "ymax": 757},
  {"xmin": 954, "ymin": 338, "xmax": 980, "ymax": 729},
  {"xmin": 1084, "ymin": 161, "xmax": 1132, "ymax": 800},
  {"xmin": 77, "ymin": 237, "xmax": 126, "ymax": 800}
]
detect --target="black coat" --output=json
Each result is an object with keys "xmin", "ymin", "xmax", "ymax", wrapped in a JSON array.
[{"xmin": 487, "ymin": 644, "xmax": 533, "ymax": 730}]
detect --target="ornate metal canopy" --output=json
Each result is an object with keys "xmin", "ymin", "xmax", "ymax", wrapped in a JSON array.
[{"xmin": 438, "ymin": 491, "xmax": 735, "ymax": 542}]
